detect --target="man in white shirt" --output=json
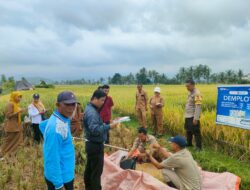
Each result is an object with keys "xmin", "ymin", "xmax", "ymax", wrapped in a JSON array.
[{"xmin": 28, "ymin": 93, "xmax": 46, "ymax": 144}]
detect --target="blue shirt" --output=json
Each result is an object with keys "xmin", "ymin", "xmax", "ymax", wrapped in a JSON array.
[{"xmin": 39, "ymin": 110, "xmax": 75, "ymax": 189}]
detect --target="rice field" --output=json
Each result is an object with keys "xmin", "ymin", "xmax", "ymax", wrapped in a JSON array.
[
  {"xmin": 0, "ymin": 85, "xmax": 249, "ymax": 156},
  {"xmin": 0, "ymin": 85, "xmax": 250, "ymax": 189}
]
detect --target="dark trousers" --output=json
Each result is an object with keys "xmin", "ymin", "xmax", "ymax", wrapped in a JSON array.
[
  {"xmin": 45, "ymin": 178, "xmax": 74, "ymax": 190},
  {"xmin": 104, "ymin": 121, "xmax": 110, "ymax": 144},
  {"xmin": 32, "ymin": 123, "xmax": 43, "ymax": 143},
  {"xmin": 184, "ymin": 118, "xmax": 202, "ymax": 149},
  {"xmin": 84, "ymin": 141, "xmax": 104, "ymax": 190}
]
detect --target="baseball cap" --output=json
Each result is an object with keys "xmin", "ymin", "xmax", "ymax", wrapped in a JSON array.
[
  {"xmin": 154, "ymin": 87, "xmax": 161, "ymax": 93},
  {"xmin": 33, "ymin": 93, "xmax": 40, "ymax": 99},
  {"xmin": 57, "ymin": 91, "xmax": 77, "ymax": 104},
  {"xmin": 169, "ymin": 135, "xmax": 187, "ymax": 148}
]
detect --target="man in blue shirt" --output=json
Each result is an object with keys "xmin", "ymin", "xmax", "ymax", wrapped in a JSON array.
[
  {"xmin": 39, "ymin": 91, "xmax": 77, "ymax": 190},
  {"xmin": 84, "ymin": 89, "xmax": 118, "ymax": 190}
]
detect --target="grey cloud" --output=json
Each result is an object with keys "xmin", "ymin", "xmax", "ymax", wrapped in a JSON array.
[{"xmin": 0, "ymin": 0, "xmax": 250, "ymax": 80}]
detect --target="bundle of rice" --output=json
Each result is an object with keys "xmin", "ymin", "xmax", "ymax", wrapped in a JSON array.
[{"xmin": 109, "ymin": 124, "xmax": 137, "ymax": 150}]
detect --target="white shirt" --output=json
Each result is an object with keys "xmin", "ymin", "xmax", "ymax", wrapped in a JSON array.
[{"xmin": 28, "ymin": 104, "xmax": 42, "ymax": 124}]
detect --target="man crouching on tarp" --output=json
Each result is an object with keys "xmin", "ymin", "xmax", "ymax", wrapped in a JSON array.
[
  {"xmin": 146, "ymin": 135, "xmax": 202, "ymax": 190},
  {"xmin": 127, "ymin": 127, "xmax": 161, "ymax": 162}
]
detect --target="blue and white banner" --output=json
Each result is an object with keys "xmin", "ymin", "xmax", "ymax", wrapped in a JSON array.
[{"xmin": 216, "ymin": 85, "xmax": 250, "ymax": 130}]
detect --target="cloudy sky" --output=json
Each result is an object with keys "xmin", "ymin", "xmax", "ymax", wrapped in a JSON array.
[{"xmin": 1, "ymin": 0, "xmax": 250, "ymax": 80}]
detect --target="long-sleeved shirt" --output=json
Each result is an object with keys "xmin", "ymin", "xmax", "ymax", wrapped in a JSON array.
[
  {"xmin": 39, "ymin": 110, "xmax": 75, "ymax": 189},
  {"xmin": 185, "ymin": 88, "xmax": 202, "ymax": 120},
  {"xmin": 28, "ymin": 104, "xmax": 42, "ymax": 124},
  {"xmin": 149, "ymin": 95, "xmax": 165, "ymax": 114},
  {"xmin": 4, "ymin": 102, "xmax": 21, "ymax": 132},
  {"xmin": 136, "ymin": 90, "xmax": 148, "ymax": 110},
  {"xmin": 83, "ymin": 103, "xmax": 110, "ymax": 143}
]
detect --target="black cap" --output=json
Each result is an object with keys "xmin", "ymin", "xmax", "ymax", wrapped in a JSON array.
[
  {"xmin": 138, "ymin": 127, "xmax": 147, "ymax": 135},
  {"xmin": 57, "ymin": 91, "xmax": 77, "ymax": 104},
  {"xmin": 33, "ymin": 93, "xmax": 40, "ymax": 99}
]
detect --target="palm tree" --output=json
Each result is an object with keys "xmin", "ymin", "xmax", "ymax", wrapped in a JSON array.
[{"xmin": 237, "ymin": 69, "xmax": 243, "ymax": 84}]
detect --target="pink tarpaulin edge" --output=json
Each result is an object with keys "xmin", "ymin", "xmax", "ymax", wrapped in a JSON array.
[{"xmin": 102, "ymin": 150, "xmax": 241, "ymax": 190}]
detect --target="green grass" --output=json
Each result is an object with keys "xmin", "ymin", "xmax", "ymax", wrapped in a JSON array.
[
  {"xmin": 191, "ymin": 148, "xmax": 250, "ymax": 189},
  {"xmin": 117, "ymin": 113, "xmax": 250, "ymax": 190}
]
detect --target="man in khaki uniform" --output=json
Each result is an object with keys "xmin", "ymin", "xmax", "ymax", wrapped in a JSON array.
[
  {"xmin": 127, "ymin": 127, "xmax": 159, "ymax": 162},
  {"xmin": 149, "ymin": 87, "xmax": 164, "ymax": 136},
  {"xmin": 184, "ymin": 79, "xmax": 202, "ymax": 150},
  {"xmin": 135, "ymin": 84, "xmax": 148, "ymax": 128},
  {"xmin": 147, "ymin": 135, "xmax": 202, "ymax": 190}
]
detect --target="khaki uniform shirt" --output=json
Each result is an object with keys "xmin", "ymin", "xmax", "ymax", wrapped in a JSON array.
[
  {"xmin": 149, "ymin": 96, "xmax": 164, "ymax": 114},
  {"xmin": 185, "ymin": 88, "xmax": 202, "ymax": 120},
  {"xmin": 136, "ymin": 90, "xmax": 148, "ymax": 110},
  {"xmin": 161, "ymin": 149, "xmax": 202, "ymax": 190},
  {"xmin": 4, "ymin": 102, "xmax": 22, "ymax": 132},
  {"xmin": 131, "ymin": 135, "xmax": 157, "ymax": 153}
]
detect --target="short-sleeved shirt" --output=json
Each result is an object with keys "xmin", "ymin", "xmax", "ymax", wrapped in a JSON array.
[
  {"xmin": 136, "ymin": 90, "xmax": 148, "ymax": 110},
  {"xmin": 161, "ymin": 149, "xmax": 201, "ymax": 190},
  {"xmin": 185, "ymin": 88, "xmax": 202, "ymax": 119},
  {"xmin": 100, "ymin": 96, "xmax": 114, "ymax": 123},
  {"xmin": 132, "ymin": 135, "xmax": 157, "ymax": 153}
]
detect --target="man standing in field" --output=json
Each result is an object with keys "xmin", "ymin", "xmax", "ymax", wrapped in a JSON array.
[
  {"xmin": 135, "ymin": 84, "xmax": 148, "ymax": 128},
  {"xmin": 100, "ymin": 85, "xmax": 114, "ymax": 144},
  {"xmin": 39, "ymin": 91, "xmax": 77, "ymax": 190},
  {"xmin": 184, "ymin": 79, "xmax": 202, "ymax": 151},
  {"xmin": 83, "ymin": 89, "xmax": 118, "ymax": 190}
]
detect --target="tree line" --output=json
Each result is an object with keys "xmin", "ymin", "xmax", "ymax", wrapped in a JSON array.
[
  {"xmin": 1, "ymin": 65, "xmax": 249, "ymax": 89},
  {"xmin": 107, "ymin": 65, "xmax": 248, "ymax": 85}
]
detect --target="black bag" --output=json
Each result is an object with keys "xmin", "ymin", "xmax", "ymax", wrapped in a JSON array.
[
  {"xmin": 120, "ymin": 156, "xmax": 137, "ymax": 170},
  {"xmin": 41, "ymin": 114, "xmax": 47, "ymax": 121}
]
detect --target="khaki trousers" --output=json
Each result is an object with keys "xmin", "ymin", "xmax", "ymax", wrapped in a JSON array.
[
  {"xmin": 162, "ymin": 169, "xmax": 184, "ymax": 190},
  {"xmin": 151, "ymin": 111, "xmax": 163, "ymax": 135},
  {"xmin": 136, "ymin": 108, "xmax": 147, "ymax": 128},
  {"xmin": 1, "ymin": 131, "xmax": 23, "ymax": 156}
]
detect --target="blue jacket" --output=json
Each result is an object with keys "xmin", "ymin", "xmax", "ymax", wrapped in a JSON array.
[
  {"xmin": 39, "ymin": 110, "xmax": 75, "ymax": 189},
  {"xmin": 84, "ymin": 103, "xmax": 110, "ymax": 143}
]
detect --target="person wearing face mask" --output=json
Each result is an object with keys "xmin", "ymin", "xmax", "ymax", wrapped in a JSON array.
[
  {"xmin": 83, "ymin": 89, "xmax": 119, "ymax": 190},
  {"xmin": 0, "ymin": 91, "xmax": 25, "ymax": 160},
  {"xmin": 39, "ymin": 91, "xmax": 77, "ymax": 190},
  {"xmin": 149, "ymin": 87, "xmax": 165, "ymax": 137}
]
